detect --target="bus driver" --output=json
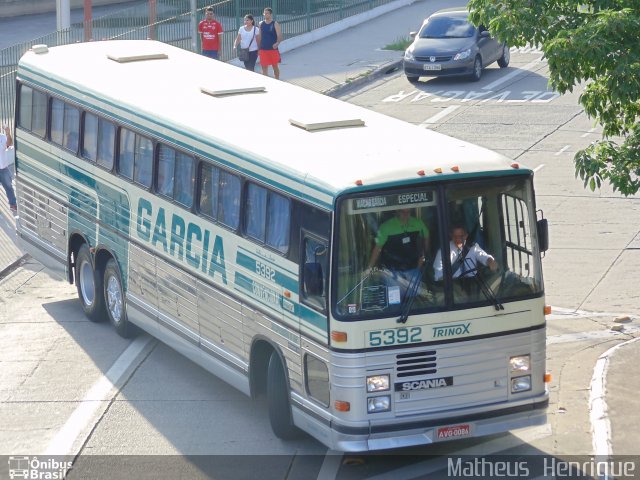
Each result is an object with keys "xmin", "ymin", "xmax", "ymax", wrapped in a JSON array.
[{"xmin": 433, "ymin": 225, "xmax": 498, "ymax": 281}]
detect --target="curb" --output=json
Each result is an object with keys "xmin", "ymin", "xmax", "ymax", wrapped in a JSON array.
[
  {"xmin": 0, "ymin": 253, "xmax": 30, "ymax": 281},
  {"xmin": 324, "ymin": 58, "xmax": 403, "ymax": 98}
]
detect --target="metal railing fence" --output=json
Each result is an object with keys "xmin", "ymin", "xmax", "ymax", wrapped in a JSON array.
[{"xmin": 1, "ymin": 0, "xmax": 397, "ymax": 127}]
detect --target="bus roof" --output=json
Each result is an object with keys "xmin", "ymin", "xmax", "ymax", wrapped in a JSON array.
[{"xmin": 17, "ymin": 40, "xmax": 526, "ymax": 208}]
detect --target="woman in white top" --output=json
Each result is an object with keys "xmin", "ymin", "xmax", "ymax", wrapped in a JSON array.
[{"xmin": 233, "ymin": 14, "xmax": 259, "ymax": 71}]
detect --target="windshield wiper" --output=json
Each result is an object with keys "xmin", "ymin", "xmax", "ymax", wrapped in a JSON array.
[
  {"xmin": 397, "ymin": 264, "xmax": 427, "ymax": 324},
  {"xmin": 463, "ymin": 260, "xmax": 504, "ymax": 311}
]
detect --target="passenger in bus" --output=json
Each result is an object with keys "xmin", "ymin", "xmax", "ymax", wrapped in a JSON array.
[
  {"xmin": 366, "ymin": 208, "xmax": 430, "ymax": 287},
  {"xmin": 433, "ymin": 225, "xmax": 497, "ymax": 281}
]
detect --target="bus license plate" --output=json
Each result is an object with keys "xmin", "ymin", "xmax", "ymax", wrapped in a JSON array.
[
  {"xmin": 423, "ymin": 64, "xmax": 441, "ymax": 71},
  {"xmin": 437, "ymin": 424, "xmax": 471, "ymax": 440}
]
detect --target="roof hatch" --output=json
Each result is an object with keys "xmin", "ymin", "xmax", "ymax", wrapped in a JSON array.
[
  {"xmin": 200, "ymin": 85, "xmax": 266, "ymax": 97},
  {"xmin": 107, "ymin": 52, "xmax": 168, "ymax": 63},
  {"xmin": 289, "ymin": 114, "xmax": 365, "ymax": 132}
]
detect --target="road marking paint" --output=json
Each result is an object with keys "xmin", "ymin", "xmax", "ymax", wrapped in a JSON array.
[
  {"xmin": 581, "ymin": 127, "xmax": 597, "ymax": 138},
  {"xmin": 554, "ymin": 145, "xmax": 570, "ymax": 156},
  {"xmin": 534, "ymin": 164, "xmax": 545, "ymax": 172},
  {"xmin": 419, "ymin": 105, "xmax": 460, "ymax": 127},
  {"xmin": 548, "ymin": 326, "xmax": 639, "ymax": 345},
  {"xmin": 590, "ymin": 336, "xmax": 640, "ymax": 457},
  {"xmin": 482, "ymin": 58, "xmax": 543, "ymax": 90},
  {"xmin": 365, "ymin": 424, "xmax": 551, "ymax": 480},
  {"xmin": 317, "ymin": 450, "xmax": 344, "ymax": 480},
  {"xmin": 44, "ymin": 335, "xmax": 154, "ymax": 456}
]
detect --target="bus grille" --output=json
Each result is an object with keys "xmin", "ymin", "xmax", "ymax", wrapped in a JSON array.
[{"xmin": 396, "ymin": 350, "xmax": 437, "ymax": 377}]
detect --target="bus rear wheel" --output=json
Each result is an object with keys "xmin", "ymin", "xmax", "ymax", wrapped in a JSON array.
[
  {"xmin": 75, "ymin": 244, "xmax": 106, "ymax": 322},
  {"xmin": 104, "ymin": 259, "xmax": 136, "ymax": 338},
  {"xmin": 267, "ymin": 352, "xmax": 299, "ymax": 440}
]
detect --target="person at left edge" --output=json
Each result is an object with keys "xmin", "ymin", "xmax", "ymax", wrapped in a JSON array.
[
  {"xmin": 0, "ymin": 124, "xmax": 17, "ymax": 213},
  {"xmin": 198, "ymin": 7, "xmax": 224, "ymax": 60}
]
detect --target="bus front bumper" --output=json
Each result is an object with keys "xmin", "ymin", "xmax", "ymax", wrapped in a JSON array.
[{"xmin": 324, "ymin": 396, "xmax": 549, "ymax": 452}]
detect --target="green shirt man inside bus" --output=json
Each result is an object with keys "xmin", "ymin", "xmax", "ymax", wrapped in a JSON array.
[{"xmin": 367, "ymin": 208, "xmax": 430, "ymax": 279}]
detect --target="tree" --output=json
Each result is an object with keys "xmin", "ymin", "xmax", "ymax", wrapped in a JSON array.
[{"xmin": 468, "ymin": 1, "xmax": 640, "ymax": 195}]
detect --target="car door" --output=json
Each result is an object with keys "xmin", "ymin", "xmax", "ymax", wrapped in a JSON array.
[{"xmin": 477, "ymin": 24, "xmax": 500, "ymax": 64}]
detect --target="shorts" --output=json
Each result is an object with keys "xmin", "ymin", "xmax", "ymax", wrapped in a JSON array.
[
  {"xmin": 259, "ymin": 49, "xmax": 280, "ymax": 66},
  {"xmin": 202, "ymin": 50, "xmax": 219, "ymax": 60}
]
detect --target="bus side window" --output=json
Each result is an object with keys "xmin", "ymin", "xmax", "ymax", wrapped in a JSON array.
[
  {"xmin": 118, "ymin": 128, "xmax": 135, "ymax": 180},
  {"xmin": 133, "ymin": 135, "xmax": 153, "ymax": 188},
  {"xmin": 50, "ymin": 98, "xmax": 79, "ymax": 151},
  {"xmin": 18, "ymin": 85, "xmax": 47, "ymax": 138},
  {"xmin": 266, "ymin": 192, "xmax": 290, "ymax": 253},
  {"xmin": 96, "ymin": 118, "xmax": 115, "ymax": 170},
  {"xmin": 218, "ymin": 170, "xmax": 240, "ymax": 229},
  {"xmin": 82, "ymin": 112, "xmax": 98, "ymax": 162},
  {"xmin": 174, "ymin": 152, "xmax": 194, "ymax": 208},
  {"xmin": 301, "ymin": 236, "xmax": 328, "ymax": 312},
  {"xmin": 245, "ymin": 183, "xmax": 290, "ymax": 253},
  {"xmin": 157, "ymin": 145, "xmax": 176, "ymax": 198},
  {"xmin": 245, "ymin": 183, "xmax": 267, "ymax": 241}
]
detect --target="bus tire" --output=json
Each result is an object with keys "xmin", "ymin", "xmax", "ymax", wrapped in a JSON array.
[
  {"xmin": 267, "ymin": 352, "xmax": 299, "ymax": 440},
  {"xmin": 75, "ymin": 244, "xmax": 106, "ymax": 323},
  {"xmin": 103, "ymin": 258, "xmax": 136, "ymax": 338}
]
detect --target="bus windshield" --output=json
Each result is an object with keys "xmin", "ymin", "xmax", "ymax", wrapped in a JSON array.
[{"xmin": 333, "ymin": 177, "xmax": 544, "ymax": 320}]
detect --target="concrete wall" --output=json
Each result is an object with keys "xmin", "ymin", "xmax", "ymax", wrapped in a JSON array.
[{"xmin": 0, "ymin": 0, "xmax": 132, "ymax": 18}]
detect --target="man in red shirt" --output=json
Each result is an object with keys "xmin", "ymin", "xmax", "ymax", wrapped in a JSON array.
[{"xmin": 198, "ymin": 7, "xmax": 223, "ymax": 59}]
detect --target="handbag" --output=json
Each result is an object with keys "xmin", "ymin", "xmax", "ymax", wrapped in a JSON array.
[{"xmin": 238, "ymin": 28, "xmax": 255, "ymax": 62}]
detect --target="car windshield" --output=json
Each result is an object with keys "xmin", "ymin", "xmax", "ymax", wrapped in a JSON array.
[
  {"xmin": 419, "ymin": 16, "xmax": 475, "ymax": 39},
  {"xmin": 333, "ymin": 178, "xmax": 544, "ymax": 321}
]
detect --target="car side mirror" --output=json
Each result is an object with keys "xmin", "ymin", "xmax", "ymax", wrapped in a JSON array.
[
  {"xmin": 537, "ymin": 218, "xmax": 549, "ymax": 253},
  {"xmin": 480, "ymin": 30, "xmax": 490, "ymax": 38},
  {"xmin": 409, "ymin": 31, "xmax": 417, "ymax": 39}
]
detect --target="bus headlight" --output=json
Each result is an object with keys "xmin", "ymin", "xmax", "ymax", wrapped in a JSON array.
[
  {"xmin": 366, "ymin": 374, "xmax": 390, "ymax": 392},
  {"xmin": 509, "ymin": 355, "xmax": 530, "ymax": 373},
  {"xmin": 367, "ymin": 395, "xmax": 391, "ymax": 413},
  {"xmin": 511, "ymin": 375, "xmax": 532, "ymax": 393}
]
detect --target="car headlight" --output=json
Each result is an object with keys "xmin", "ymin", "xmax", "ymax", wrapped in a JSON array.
[
  {"xmin": 404, "ymin": 49, "xmax": 415, "ymax": 61},
  {"xmin": 453, "ymin": 48, "xmax": 471, "ymax": 61},
  {"xmin": 511, "ymin": 375, "xmax": 532, "ymax": 393},
  {"xmin": 366, "ymin": 374, "xmax": 390, "ymax": 392},
  {"xmin": 509, "ymin": 355, "xmax": 531, "ymax": 373},
  {"xmin": 367, "ymin": 395, "xmax": 391, "ymax": 413}
]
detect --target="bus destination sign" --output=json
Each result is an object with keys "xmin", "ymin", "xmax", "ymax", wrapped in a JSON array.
[{"xmin": 350, "ymin": 191, "xmax": 434, "ymax": 213}]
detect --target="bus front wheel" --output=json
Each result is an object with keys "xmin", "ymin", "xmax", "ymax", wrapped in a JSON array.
[
  {"xmin": 75, "ymin": 244, "xmax": 106, "ymax": 322},
  {"xmin": 267, "ymin": 352, "xmax": 299, "ymax": 440},
  {"xmin": 104, "ymin": 259, "xmax": 136, "ymax": 338}
]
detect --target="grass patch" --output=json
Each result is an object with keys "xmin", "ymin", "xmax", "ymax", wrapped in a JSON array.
[{"xmin": 383, "ymin": 36, "xmax": 412, "ymax": 51}]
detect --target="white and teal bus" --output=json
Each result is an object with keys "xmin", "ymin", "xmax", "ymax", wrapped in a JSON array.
[{"xmin": 14, "ymin": 40, "xmax": 549, "ymax": 451}]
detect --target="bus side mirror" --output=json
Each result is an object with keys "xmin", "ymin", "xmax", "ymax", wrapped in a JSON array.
[
  {"xmin": 537, "ymin": 218, "xmax": 549, "ymax": 253},
  {"xmin": 304, "ymin": 262, "xmax": 323, "ymax": 296}
]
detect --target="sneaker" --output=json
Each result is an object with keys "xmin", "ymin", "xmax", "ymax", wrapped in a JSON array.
[{"xmin": 9, "ymin": 204, "xmax": 17, "ymax": 212}]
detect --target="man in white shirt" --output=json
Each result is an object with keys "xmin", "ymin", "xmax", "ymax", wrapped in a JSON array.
[
  {"xmin": 433, "ymin": 225, "xmax": 497, "ymax": 281},
  {"xmin": 0, "ymin": 125, "xmax": 17, "ymax": 212}
]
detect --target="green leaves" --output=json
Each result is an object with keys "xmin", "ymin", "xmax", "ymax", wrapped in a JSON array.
[{"xmin": 468, "ymin": 0, "xmax": 640, "ymax": 195}]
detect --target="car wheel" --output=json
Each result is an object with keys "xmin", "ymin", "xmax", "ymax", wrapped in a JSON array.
[
  {"xmin": 75, "ymin": 244, "xmax": 106, "ymax": 322},
  {"xmin": 406, "ymin": 75, "xmax": 419, "ymax": 83},
  {"xmin": 470, "ymin": 56, "xmax": 482, "ymax": 82},
  {"xmin": 497, "ymin": 45, "xmax": 510, "ymax": 68},
  {"xmin": 104, "ymin": 258, "xmax": 136, "ymax": 338},
  {"xmin": 267, "ymin": 352, "xmax": 299, "ymax": 440}
]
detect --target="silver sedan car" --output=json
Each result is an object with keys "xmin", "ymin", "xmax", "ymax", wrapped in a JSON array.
[{"xmin": 403, "ymin": 8, "xmax": 510, "ymax": 83}]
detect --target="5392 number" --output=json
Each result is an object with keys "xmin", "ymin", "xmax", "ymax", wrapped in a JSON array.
[{"xmin": 368, "ymin": 327, "xmax": 423, "ymax": 347}]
